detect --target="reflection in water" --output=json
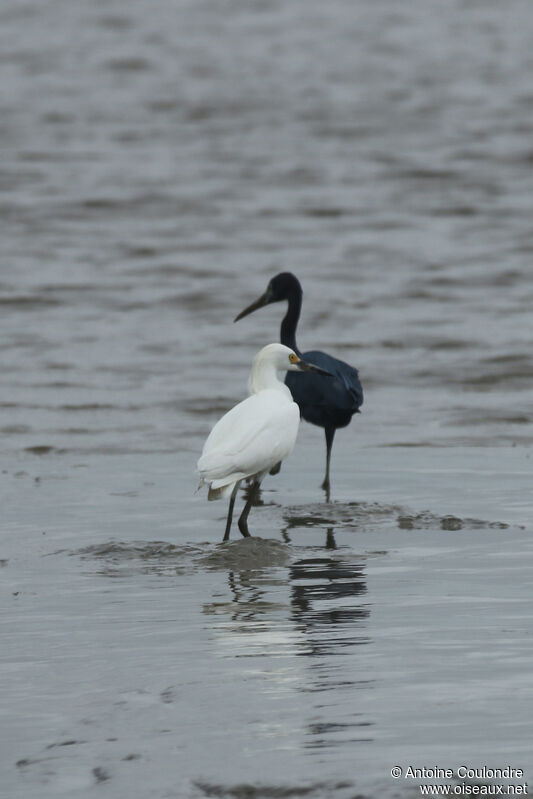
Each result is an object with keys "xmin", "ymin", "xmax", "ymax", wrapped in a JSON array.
[
  {"xmin": 204, "ymin": 568, "xmax": 289, "ymax": 627},
  {"xmin": 226, "ymin": 570, "xmax": 273, "ymax": 622},
  {"xmin": 204, "ymin": 531, "xmax": 374, "ymax": 750},
  {"xmin": 289, "ymin": 554, "xmax": 371, "ymax": 672},
  {"xmin": 289, "ymin": 542, "xmax": 374, "ymax": 747},
  {"xmin": 290, "ymin": 557, "xmax": 369, "ymax": 654},
  {"xmin": 325, "ymin": 527, "xmax": 337, "ymax": 550}
]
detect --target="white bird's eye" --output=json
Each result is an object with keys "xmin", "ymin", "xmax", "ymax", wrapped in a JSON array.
[{"xmin": 289, "ymin": 354, "xmax": 299, "ymax": 364}]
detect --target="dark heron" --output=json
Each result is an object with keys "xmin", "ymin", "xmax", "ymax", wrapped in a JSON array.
[{"xmin": 235, "ymin": 272, "xmax": 363, "ymax": 498}]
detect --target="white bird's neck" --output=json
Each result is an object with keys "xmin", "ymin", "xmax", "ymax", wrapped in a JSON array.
[{"xmin": 248, "ymin": 354, "xmax": 292, "ymax": 398}]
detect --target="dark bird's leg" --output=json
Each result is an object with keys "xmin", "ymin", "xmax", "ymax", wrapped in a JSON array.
[
  {"xmin": 269, "ymin": 461, "xmax": 282, "ymax": 476},
  {"xmin": 238, "ymin": 480, "xmax": 260, "ymax": 538},
  {"xmin": 321, "ymin": 427, "xmax": 335, "ymax": 500},
  {"xmin": 223, "ymin": 481, "xmax": 241, "ymax": 543}
]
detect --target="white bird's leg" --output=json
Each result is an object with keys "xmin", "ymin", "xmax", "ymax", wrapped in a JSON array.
[
  {"xmin": 269, "ymin": 461, "xmax": 281, "ymax": 476},
  {"xmin": 237, "ymin": 479, "xmax": 261, "ymax": 538},
  {"xmin": 223, "ymin": 481, "xmax": 241, "ymax": 543},
  {"xmin": 321, "ymin": 427, "xmax": 335, "ymax": 501}
]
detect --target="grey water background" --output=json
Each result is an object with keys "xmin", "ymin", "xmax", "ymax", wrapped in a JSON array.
[{"xmin": 2, "ymin": 0, "xmax": 533, "ymax": 797}]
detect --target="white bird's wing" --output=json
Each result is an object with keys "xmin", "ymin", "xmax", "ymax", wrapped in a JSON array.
[{"xmin": 197, "ymin": 391, "xmax": 299, "ymax": 489}]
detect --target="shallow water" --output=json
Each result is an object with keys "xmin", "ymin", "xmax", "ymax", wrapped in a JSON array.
[
  {"xmin": 2, "ymin": 0, "xmax": 533, "ymax": 796},
  {"xmin": 3, "ymin": 451, "xmax": 532, "ymax": 798}
]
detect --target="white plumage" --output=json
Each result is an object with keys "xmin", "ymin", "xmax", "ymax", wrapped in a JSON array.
[
  {"xmin": 197, "ymin": 343, "xmax": 331, "ymax": 541},
  {"xmin": 197, "ymin": 390, "xmax": 299, "ymax": 496}
]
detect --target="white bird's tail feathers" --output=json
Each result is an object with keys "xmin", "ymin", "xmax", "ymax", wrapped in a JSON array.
[
  {"xmin": 207, "ymin": 483, "xmax": 234, "ymax": 501},
  {"xmin": 196, "ymin": 476, "xmax": 242, "ymax": 501}
]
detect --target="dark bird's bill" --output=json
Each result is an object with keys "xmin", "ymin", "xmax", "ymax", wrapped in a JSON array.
[{"xmin": 234, "ymin": 288, "xmax": 273, "ymax": 322}]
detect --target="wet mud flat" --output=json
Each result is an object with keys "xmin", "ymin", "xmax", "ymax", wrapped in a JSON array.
[{"xmin": 2, "ymin": 447, "xmax": 532, "ymax": 799}]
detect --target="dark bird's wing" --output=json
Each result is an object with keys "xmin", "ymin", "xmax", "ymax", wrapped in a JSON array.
[{"xmin": 285, "ymin": 350, "xmax": 363, "ymax": 430}]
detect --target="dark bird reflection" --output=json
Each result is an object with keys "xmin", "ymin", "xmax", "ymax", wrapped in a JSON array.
[
  {"xmin": 288, "ymin": 537, "xmax": 374, "ymax": 746},
  {"xmin": 325, "ymin": 527, "xmax": 337, "ymax": 550},
  {"xmin": 289, "ymin": 549, "xmax": 370, "ymax": 658}
]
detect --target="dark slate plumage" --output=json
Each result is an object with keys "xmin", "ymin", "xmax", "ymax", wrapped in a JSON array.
[
  {"xmin": 235, "ymin": 272, "xmax": 363, "ymax": 496},
  {"xmin": 285, "ymin": 350, "xmax": 363, "ymax": 429}
]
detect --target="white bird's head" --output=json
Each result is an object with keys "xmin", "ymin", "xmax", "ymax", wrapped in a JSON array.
[{"xmin": 253, "ymin": 343, "xmax": 332, "ymax": 376}]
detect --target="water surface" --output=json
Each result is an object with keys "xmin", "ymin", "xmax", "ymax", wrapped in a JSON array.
[{"xmin": 1, "ymin": 0, "xmax": 533, "ymax": 796}]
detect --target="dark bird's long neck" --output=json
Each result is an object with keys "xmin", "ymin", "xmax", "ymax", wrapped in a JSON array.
[{"xmin": 280, "ymin": 284, "xmax": 302, "ymax": 355}]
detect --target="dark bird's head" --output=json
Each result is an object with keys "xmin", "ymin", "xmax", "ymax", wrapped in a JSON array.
[{"xmin": 234, "ymin": 272, "xmax": 301, "ymax": 322}]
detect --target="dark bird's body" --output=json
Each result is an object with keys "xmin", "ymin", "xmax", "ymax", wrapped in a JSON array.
[
  {"xmin": 285, "ymin": 349, "xmax": 362, "ymax": 430},
  {"xmin": 235, "ymin": 272, "xmax": 363, "ymax": 498}
]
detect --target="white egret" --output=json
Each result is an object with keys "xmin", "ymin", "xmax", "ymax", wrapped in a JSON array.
[{"xmin": 197, "ymin": 343, "xmax": 332, "ymax": 541}]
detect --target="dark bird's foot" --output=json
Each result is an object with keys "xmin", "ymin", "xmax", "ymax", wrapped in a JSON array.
[
  {"xmin": 269, "ymin": 461, "xmax": 282, "ymax": 476},
  {"xmin": 238, "ymin": 518, "xmax": 252, "ymax": 538},
  {"xmin": 321, "ymin": 478, "xmax": 331, "ymax": 503}
]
